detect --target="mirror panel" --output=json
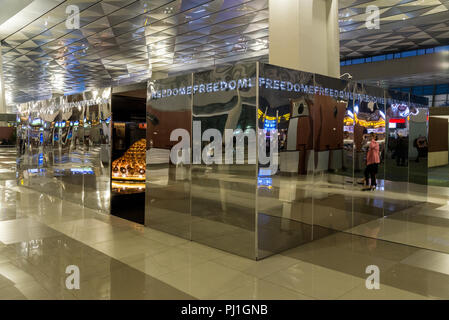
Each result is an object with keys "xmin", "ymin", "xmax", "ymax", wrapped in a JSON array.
[
  {"xmin": 145, "ymin": 74, "xmax": 193, "ymax": 239},
  {"xmin": 16, "ymin": 89, "xmax": 112, "ymax": 213},
  {"xmin": 190, "ymin": 63, "xmax": 257, "ymax": 259}
]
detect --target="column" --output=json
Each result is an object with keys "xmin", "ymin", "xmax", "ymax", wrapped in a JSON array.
[
  {"xmin": 269, "ymin": 0, "xmax": 340, "ymax": 78},
  {"xmin": 0, "ymin": 44, "xmax": 6, "ymax": 113}
]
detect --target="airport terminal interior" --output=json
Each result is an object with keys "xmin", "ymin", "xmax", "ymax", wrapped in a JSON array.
[{"xmin": 0, "ymin": 0, "xmax": 449, "ymax": 300}]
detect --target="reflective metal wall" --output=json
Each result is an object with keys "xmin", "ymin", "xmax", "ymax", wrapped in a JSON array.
[
  {"xmin": 258, "ymin": 63, "xmax": 428, "ymax": 258},
  {"xmin": 409, "ymin": 94, "xmax": 429, "ymax": 187},
  {"xmin": 312, "ymin": 74, "xmax": 354, "ymax": 237},
  {"xmin": 351, "ymin": 84, "xmax": 386, "ymax": 228},
  {"xmin": 13, "ymin": 63, "xmax": 430, "ymax": 261},
  {"xmin": 16, "ymin": 89, "xmax": 112, "ymax": 213},
  {"xmin": 146, "ymin": 63, "xmax": 258, "ymax": 259},
  {"xmin": 191, "ymin": 63, "xmax": 257, "ymax": 258},
  {"xmin": 144, "ymin": 62, "xmax": 429, "ymax": 260},
  {"xmin": 146, "ymin": 74, "xmax": 193, "ymax": 240},
  {"xmin": 257, "ymin": 64, "xmax": 315, "ymax": 258}
]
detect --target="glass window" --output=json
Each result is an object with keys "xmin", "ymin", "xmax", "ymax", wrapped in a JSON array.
[
  {"xmin": 339, "ymin": 46, "xmax": 449, "ymax": 66},
  {"xmin": 412, "ymin": 87, "xmax": 423, "ymax": 95},
  {"xmin": 352, "ymin": 58, "xmax": 364, "ymax": 64},
  {"xmin": 424, "ymin": 95, "xmax": 433, "ymax": 107},
  {"xmin": 422, "ymin": 86, "xmax": 434, "ymax": 95},
  {"xmin": 401, "ymin": 50, "xmax": 417, "ymax": 58},
  {"xmin": 434, "ymin": 94, "xmax": 448, "ymax": 107},
  {"xmin": 435, "ymin": 45, "xmax": 449, "ymax": 53},
  {"xmin": 372, "ymin": 55, "xmax": 385, "ymax": 62},
  {"xmin": 436, "ymin": 84, "xmax": 449, "ymax": 95}
]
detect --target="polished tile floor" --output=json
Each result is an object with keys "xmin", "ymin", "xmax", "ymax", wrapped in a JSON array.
[{"xmin": 2, "ymin": 147, "xmax": 449, "ymax": 299}]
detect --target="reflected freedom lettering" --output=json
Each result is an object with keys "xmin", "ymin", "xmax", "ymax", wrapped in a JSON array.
[{"xmin": 150, "ymin": 77, "xmax": 426, "ymax": 108}]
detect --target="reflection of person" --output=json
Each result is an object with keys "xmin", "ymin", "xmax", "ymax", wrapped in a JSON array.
[
  {"xmin": 279, "ymin": 130, "xmax": 287, "ymax": 150},
  {"xmin": 414, "ymin": 135, "xmax": 428, "ymax": 163},
  {"xmin": 18, "ymin": 137, "xmax": 23, "ymax": 154},
  {"xmin": 17, "ymin": 129, "xmax": 25, "ymax": 155},
  {"xmin": 396, "ymin": 135, "xmax": 408, "ymax": 166},
  {"xmin": 363, "ymin": 133, "xmax": 380, "ymax": 191}
]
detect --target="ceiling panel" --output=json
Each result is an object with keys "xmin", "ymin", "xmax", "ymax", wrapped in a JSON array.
[
  {"xmin": 339, "ymin": 0, "xmax": 449, "ymax": 58},
  {"xmin": 1, "ymin": 0, "xmax": 448, "ymax": 103},
  {"xmin": 2, "ymin": 0, "xmax": 269, "ymax": 103},
  {"xmin": 361, "ymin": 71, "xmax": 449, "ymax": 88}
]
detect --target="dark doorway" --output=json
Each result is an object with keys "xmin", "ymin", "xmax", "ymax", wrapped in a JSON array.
[{"xmin": 110, "ymin": 88, "xmax": 147, "ymax": 224}]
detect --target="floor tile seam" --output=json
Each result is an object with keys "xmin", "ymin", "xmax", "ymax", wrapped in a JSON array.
[
  {"xmin": 334, "ymin": 283, "xmax": 381, "ymax": 300},
  {"xmin": 0, "ymin": 278, "xmax": 16, "ymax": 290},
  {"xmin": 123, "ymin": 249, "xmax": 213, "ymax": 272},
  {"xmin": 85, "ymin": 234, "xmax": 173, "ymax": 251},
  {"xmin": 16, "ymin": 245, "xmax": 176, "ymax": 299},
  {"xmin": 41, "ymin": 216, "xmax": 146, "ymax": 245},
  {"xmin": 73, "ymin": 258, "xmax": 198, "ymax": 300},
  {"xmin": 212, "ymin": 255, "xmax": 303, "ymax": 280},
  {"xmin": 216, "ymin": 275, "xmax": 319, "ymax": 300},
  {"xmin": 155, "ymin": 259, "xmax": 258, "ymax": 292},
  {"xmin": 384, "ymin": 211, "xmax": 449, "ymax": 227},
  {"xmin": 259, "ymin": 276, "xmax": 325, "ymax": 300},
  {"xmin": 11, "ymin": 185, "xmax": 109, "ymax": 216},
  {"xmin": 0, "ymin": 260, "xmax": 52, "ymax": 290},
  {"xmin": 355, "ymin": 264, "xmax": 449, "ymax": 300},
  {"xmin": 67, "ymin": 234, "xmax": 178, "ymax": 268},
  {"xmin": 332, "ymin": 276, "xmax": 412, "ymax": 300},
  {"xmin": 260, "ymin": 255, "xmax": 398, "ymax": 299},
  {"xmin": 127, "ymin": 262, "xmax": 189, "ymax": 281},
  {"xmin": 344, "ymin": 227, "xmax": 449, "ymax": 257},
  {"xmin": 46, "ymin": 223, "xmax": 134, "ymax": 238},
  {"xmin": 13, "ymin": 279, "xmax": 57, "ymax": 300},
  {"xmin": 0, "ymin": 285, "xmax": 28, "ymax": 299}
]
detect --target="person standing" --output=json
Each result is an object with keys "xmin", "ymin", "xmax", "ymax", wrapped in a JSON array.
[
  {"xmin": 364, "ymin": 133, "xmax": 380, "ymax": 190},
  {"xmin": 414, "ymin": 135, "xmax": 428, "ymax": 163}
]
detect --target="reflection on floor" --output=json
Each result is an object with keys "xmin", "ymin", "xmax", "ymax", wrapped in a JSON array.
[
  {"xmin": 17, "ymin": 146, "xmax": 110, "ymax": 213},
  {"xmin": 2, "ymin": 147, "xmax": 449, "ymax": 299},
  {"xmin": 429, "ymin": 164, "xmax": 449, "ymax": 187}
]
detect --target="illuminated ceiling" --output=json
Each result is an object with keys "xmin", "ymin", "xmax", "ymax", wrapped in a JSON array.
[
  {"xmin": 1, "ymin": 0, "xmax": 269, "ymax": 103},
  {"xmin": 339, "ymin": 0, "xmax": 449, "ymax": 58},
  {"xmin": 1, "ymin": 0, "xmax": 449, "ymax": 103},
  {"xmin": 356, "ymin": 71, "xmax": 449, "ymax": 88}
]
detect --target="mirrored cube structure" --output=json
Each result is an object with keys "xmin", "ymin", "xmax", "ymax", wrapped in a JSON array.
[{"xmin": 145, "ymin": 62, "xmax": 429, "ymax": 260}]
